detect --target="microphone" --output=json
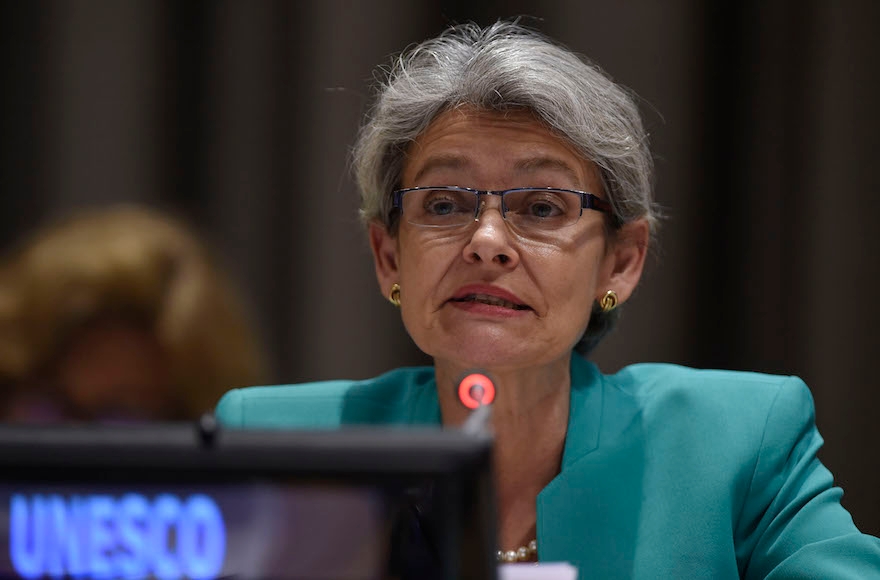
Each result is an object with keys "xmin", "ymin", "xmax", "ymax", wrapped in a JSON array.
[{"xmin": 458, "ymin": 372, "xmax": 495, "ymax": 436}]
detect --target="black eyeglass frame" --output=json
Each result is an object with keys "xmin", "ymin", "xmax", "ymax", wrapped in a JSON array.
[{"xmin": 391, "ymin": 186, "xmax": 614, "ymax": 226}]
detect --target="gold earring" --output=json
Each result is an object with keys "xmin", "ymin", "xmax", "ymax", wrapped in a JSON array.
[
  {"xmin": 600, "ymin": 290, "xmax": 618, "ymax": 312},
  {"xmin": 388, "ymin": 283, "xmax": 401, "ymax": 307}
]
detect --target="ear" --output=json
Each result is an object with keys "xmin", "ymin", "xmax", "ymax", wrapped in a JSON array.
[
  {"xmin": 598, "ymin": 219, "xmax": 650, "ymax": 304},
  {"xmin": 368, "ymin": 221, "xmax": 400, "ymax": 297}
]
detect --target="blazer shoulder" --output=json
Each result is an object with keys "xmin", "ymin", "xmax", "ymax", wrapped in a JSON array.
[
  {"xmin": 215, "ymin": 366, "xmax": 437, "ymax": 429},
  {"xmin": 610, "ymin": 362, "xmax": 809, "ymax": 403},
  {"xmin": 605, "ymin": 363, "xmax": 815, "ymax": 436},
  {"xmin": 215, "ymin": 381, "xmax": 355, "ymax": 429}
]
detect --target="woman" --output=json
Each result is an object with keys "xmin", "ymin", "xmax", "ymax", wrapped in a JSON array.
[
  {"xmin": 216, "ymin": 22, "xmax": 880, "ymax": 577},
  {"xmin": 0, "ymin": 205, "xmax": 268, "ymax": 422}
]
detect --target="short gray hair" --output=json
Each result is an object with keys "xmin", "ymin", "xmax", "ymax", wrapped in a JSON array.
[{"xmin": 353, "ymin": 21, "xmax": 659, "ymax": 354}]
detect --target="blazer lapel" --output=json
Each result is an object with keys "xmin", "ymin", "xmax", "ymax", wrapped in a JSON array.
[{"xmin": 537, "ymin": 356, "xmax": 646, "ymax": 577}]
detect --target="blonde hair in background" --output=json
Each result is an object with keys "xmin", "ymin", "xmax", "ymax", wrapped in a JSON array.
[{"xmin": 0, "ymin": 205, "xmax": 269, "ymax": 420}]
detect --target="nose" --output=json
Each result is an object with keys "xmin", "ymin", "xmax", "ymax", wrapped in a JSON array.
[{"xmin": 462, "ymin": 198, "xmax": 520, "ymax": 268}]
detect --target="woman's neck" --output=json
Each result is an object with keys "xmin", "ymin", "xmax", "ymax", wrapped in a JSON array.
[
  {"xmin": 433, "ymin": 355, "xmax": 572, "ymax": 426},
  {"xmin": 433, "ymin": 355, "xmax": 572, "ymax": 551}
]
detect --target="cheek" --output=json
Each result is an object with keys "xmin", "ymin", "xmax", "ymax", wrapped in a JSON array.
[
  {"xmin": 395, "ymin": 252, "xmax": 442, "ymax": 331},
  {"xmin": 553, "ymin": 279, "xmax": 595, "ymax": 328},
  {"xmin": 395, "ymin": 238, "xmax": 463, "ymax": 346},
  {"xmin": 533, "ymin": 240, "xmax": 603, "ymax": 289},
  {"xmin": 397, "ymin": 235, "xmax": 459, "ymax": 290},
  {"xmin": 536, "ymin": 248, "xmax": 604, "ymax": 332}
]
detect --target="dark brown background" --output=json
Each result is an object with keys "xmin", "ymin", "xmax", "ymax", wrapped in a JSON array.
[{"xmin": 1, "ymin": 1, "xmax": 878, "ymax": 534}]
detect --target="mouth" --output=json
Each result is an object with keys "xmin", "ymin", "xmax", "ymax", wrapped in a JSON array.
[{"xmin": 449, "ymin": 293, "xmax": 532, "ymax": 311}]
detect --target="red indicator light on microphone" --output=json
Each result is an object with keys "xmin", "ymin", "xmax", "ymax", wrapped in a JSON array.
[{"xmin": 458, "ymin": 373, "xmax": 496, "ymax": 409}]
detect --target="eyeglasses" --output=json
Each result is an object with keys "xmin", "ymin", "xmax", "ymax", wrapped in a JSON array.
[{"xmin": 391, "ymin": 186, "xmax": 613, "ymax": 233}]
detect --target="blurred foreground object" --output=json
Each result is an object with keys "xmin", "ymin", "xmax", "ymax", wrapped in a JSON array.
[{"xmin": 0, "ymin": 206, "xmax": 269, "ymax": 422}]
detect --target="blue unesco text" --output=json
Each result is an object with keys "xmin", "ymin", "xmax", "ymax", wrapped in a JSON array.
[{"xmin": 9, "ymin": 493, "xmax": 226, "ymax": 580}]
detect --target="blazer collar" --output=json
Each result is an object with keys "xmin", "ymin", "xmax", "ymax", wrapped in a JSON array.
[
  {"xmin": 412, "ymin": 356, "xmax": 644, "ymax": 573},
  {"xmin": 537, "ymin": 356, "xmax": 645, "ymax": 575},
  {"xmin": 560, "ymin": 354, "xmax": 604, "ymax": 469}
]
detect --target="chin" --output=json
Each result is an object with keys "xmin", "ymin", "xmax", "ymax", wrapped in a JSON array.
[{"xmin": 422, "ymin": 335, "xmax": 551, "ymax": 371}]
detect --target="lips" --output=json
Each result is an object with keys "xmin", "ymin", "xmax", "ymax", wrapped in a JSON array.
[
  {"xmin": 451, "ymin": 293, "xmax": 531, "ymax": 310},
  {"xmin": 448, "ymin": 285, "xmax": 531, "ymax": 311}
]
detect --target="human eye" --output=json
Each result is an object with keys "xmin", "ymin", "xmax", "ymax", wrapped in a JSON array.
[
  {"xmin": 425, "ymin": 196, "xmax": 456, "ymax": 216},
  {"xmin": 513, "ymin": 190, "xmax": 571, "ymax": 219},
  {"xmin": 408, "ymin": 188, "xmax": 473, "ymax": 225}
]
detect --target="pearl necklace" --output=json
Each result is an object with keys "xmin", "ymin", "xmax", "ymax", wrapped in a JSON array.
[{"xmin": 497, "ymin": 539, "xmax": 538, "ymax": 563}]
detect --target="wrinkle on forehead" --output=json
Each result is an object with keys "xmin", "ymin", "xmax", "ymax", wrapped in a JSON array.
[{"xmin": 402, "ymin": 107, "xmax": 598, "ymax": 191}]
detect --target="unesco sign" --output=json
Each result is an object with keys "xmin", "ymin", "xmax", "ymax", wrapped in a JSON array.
[{"xmin": 9, "ymin": 494, "xmax": 226, "ymax": 579}]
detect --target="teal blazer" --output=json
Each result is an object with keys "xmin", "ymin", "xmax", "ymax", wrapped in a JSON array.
[{"xmin": 216, "ymin": 356, "xmax": 880, "ymax": 578}]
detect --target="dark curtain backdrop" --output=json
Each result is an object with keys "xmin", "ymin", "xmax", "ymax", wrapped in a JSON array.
[{"xmin": 1, "ymin": 1, "xmax": 878, "ymax": 533}]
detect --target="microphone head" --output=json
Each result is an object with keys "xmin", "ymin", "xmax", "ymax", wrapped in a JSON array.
[{"xmin": 457, "ymin": 372, "xmax": 496, "ymax": 409}]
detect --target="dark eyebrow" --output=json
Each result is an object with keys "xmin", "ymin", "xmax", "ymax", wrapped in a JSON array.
[
  {"xmin": 513, "ymin": 157, "xmax": 582, "ymax": 184},
  {"xmin": 411, "ymin": 154, "xmax": 470, "ymax": 184}
]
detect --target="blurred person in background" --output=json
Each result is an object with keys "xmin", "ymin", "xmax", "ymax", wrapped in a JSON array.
[{"xmin": 0, "ymin": 205, "xmax": 268, "ymax": 423}]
